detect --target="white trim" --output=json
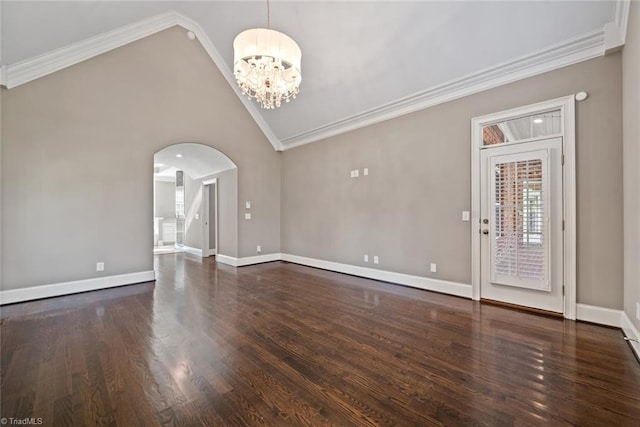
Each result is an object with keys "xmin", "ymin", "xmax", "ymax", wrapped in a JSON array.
[
  {"xmin": 216, "ymin": 254, "xmax": 238, "ymax": 266},
  {"xmin": 2, "ymin": 11, "xmax": 282, "ymax": 151},
  {"xmin": 279, "ymin": 29, "xmax": 604, "ymax": 150},
  {"xmin": 622, "ymin": 312, "xmax": 640, "ymax": 361},
  {"xmin": 175, "ymin": 14, "xmax": 282, "ymax": 151},
  {"xmin": 281, "ymin": 254, "xmax": 472, "ymax": 298},
  {"xmin": 216, "ymin": 253, "xmax": 281, "ymax": 267},
  {"xmin": 470, "ymin": 95, "xmax": 577, "ymax": 319},
  {"xmin": 4, "ymin": 11, "xmax": 180, "ymax": 89},
  {"xmin": 2, "ymin": 9, "xmax": 622, "ymax": 152},
  {"xmin": 0, "ymin": 270, "xmax": 155, "ymax": 305},
  {"xmin": 201, "ymin": 179, "xmax": 218, "ymax": 258},
  {"xmin": 576, "ymin": 304, "xmax": 622, "ymax": 328},
  {"xmin": 0, "ymin": 66, "xmax": 6, "ymax": 87},
  {"xmin": 202, "ymin": 177, "xmax": 217, "ymax": 186},
  {"xmin": 183, "ymin": 245, "xmax": 203, "ymax": 258},
  {"xmin": 604, "ymin": 0, "xmax": 631, "ymax": 54}
]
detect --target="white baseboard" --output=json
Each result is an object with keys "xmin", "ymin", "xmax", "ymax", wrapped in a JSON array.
[
  {"xmin": 0, "ymin": 270, "xmax": 156, "ymax": 305},
  {"xmin": 622, "ymin": 312, "xmax": 640, "ymax": 361},
  {"xmin": 281, "ymin": 253, "xmax": 472, "ymax": 298},
  {"xmin": 576, "ymin": 303, "xmax": 622, "ymax": 327},
  {"xmin": 217, "ymin": 253, "xmax": 282, "ymax": 267},
  {"xmin": 183, "ymin": 246, "xmax": 203, "ymax": 257}
]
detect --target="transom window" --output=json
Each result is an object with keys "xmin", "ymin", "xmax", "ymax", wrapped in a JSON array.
[{"xmin": 482, "ymin": 109, "xmax": 561, "ymax": 146}]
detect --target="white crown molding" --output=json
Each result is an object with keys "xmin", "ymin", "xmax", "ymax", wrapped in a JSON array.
[
  {"xmin": 280, "ymin": 28, "xmax": 605, "ymax": 150},
  {"xmin": 576, "ymin": 303, "xmax": 622, "ymax": 328},
  {"xmin": 604, "ymin": 0, "xmax": 631, "ymax": 54},
  {"xmin": 1, "ymin": 6, "xmax": 626, "ymax": 153},
  {"xmin": 0, "ymin": 270, "xmax": 155, "ymax": 305},
  {"xmin": 622, "ymin": 312, "xmax": 640, "ymax": 362},
  {"xmin": 3, "ymin": 11, "xmax": 180, "ymax": 89},
  {"xmin": 1, "ymin": 11, "xmax": 282, "ymax": 151},
  {"xmin": 174, "ymin": 14, "xmax": 282, "ymax": 151},
  {"xmin": 281, "ymin": 253, "xmax": 472, "ymax": 298}
]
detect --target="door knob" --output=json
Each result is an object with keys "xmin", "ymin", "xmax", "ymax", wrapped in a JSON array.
[
  {"xmin": 482, "ymin": 229, "xmax": 489, "ymax": 235},
  {"xmin": 482, "ymin": 219, "xmax": 489, "ymax": 224}
]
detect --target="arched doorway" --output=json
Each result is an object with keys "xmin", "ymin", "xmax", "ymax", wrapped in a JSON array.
[{"xmin": 153, "ymin": 143, "xmax": 238, "ymax": 259}]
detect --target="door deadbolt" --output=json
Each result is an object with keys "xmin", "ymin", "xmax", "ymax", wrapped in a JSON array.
[
  {"xmin": 482, "ymin": 219, "xmax": 489, "ymax": 224},
  {"xmin": 482, "ymin": 229, "xmax": 489, "ymax": 235}
]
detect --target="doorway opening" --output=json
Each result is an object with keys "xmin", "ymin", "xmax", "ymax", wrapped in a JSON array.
[
  {"xmin": 153, "ymin": 143, "xmax": 237, "ymax": 260},
  {"xmin": 471, "ymin": 95, "xmax": 577, "ymax": 319}
]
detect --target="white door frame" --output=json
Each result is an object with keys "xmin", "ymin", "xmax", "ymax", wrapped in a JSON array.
[
  {"xmin": 202, "ymin": 178, "xmax": 219, "ymax": 257},
  {"xmin": 470, "ymin": 95, "xmax": 577, "ymax": 319}
]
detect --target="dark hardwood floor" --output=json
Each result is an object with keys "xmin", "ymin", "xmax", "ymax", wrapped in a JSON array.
[{"xmin": 2, "ymin": 254, "xmax": 640, "ymax": 426}]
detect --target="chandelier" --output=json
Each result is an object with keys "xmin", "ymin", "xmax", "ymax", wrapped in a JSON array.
[{"xmin": 233, "ymin": 0, "xmax": 302, "ymax": 109}]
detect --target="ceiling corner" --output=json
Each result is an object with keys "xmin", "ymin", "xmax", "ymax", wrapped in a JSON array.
[
  {"xmin": 171, "ymin": 13, "xmax": 283, "ymax": 151},
  {"xmin": 604, "ymin": 0, "xmax": 630, "ymax": 54}
]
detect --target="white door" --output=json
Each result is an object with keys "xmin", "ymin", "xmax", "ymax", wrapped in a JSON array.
[{"xmin": 480, "ymin": 137, "xmax": 564, "ymax": 313}]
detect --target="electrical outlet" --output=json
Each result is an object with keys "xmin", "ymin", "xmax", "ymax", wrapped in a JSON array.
[
  {"xmin": 245, "ymin": 213, "xmax": 251, "ymax": 220},
  {"xmin": 462, "ymin": 211, "xmax": 470, "ymax": 221},
  {"xmin": 96, "ymin": 262, "xmax": 105, "ymax": 272},
  {"xmin": 430, "ymin": 263, "xmax": 437, "ymax": 273},
  {"xmin": 354, "ymin": 169, "xmax": 360, "ymax": 178},
  {"xmin": 363, "ymin": 168, "xmax": 369, "ymax": 176},
  {"xmin": 373, "ymin": 256, "xmax": 379, "ymax": 264},
  {"xmin": 257, "ymin": 245, "xmax": 261, "ymax": 253},
  {"xmin": 364, "ymin": 254, "xmax": 369, "ymax": 263}
]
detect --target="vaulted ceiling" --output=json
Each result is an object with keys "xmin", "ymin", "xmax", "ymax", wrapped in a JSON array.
[{"xmin": 0, "ymin": 1, "xmax": 628, "ymax": 150}]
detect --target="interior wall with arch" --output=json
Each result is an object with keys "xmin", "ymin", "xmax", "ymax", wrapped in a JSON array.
[
  {"xmin": 1, "ymin": 27, "xmax": 280, "ymax": 290},
  {"xmin": 182, "ymin": 168, "xmax": 238, "ymax": 257},
  {"xmin": 154, "ymin": 142, "xmax": 239, "ymax": 258}
]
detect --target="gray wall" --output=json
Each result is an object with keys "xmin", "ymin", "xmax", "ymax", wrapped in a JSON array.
[
  {"xmin": 282, "ymin": 54, "xmax": 623, "ymax": 309},
  {"xmin": 624, "ymin": 2, "xmax": 640, "ymax": 330},
  {"xmin": 1, "ymin": 27, "xmax": 280, "ymax": 290},
  {"xmin": 180, "ymin": 168, "xmax": 238, "ymax": 257},
  {"xmin": 154, "ymin": 180, "xmax": 175, "ymax": 220}
]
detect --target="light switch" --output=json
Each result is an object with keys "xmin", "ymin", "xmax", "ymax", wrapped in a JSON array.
[
  {"xmin": 363, "ymin": 168, "xmax": 369, "ymax": 176},
  {"xmin": 244, "ymin": 213, "xmax": 251, "ymax": 220},
  {"xmin": 462, "ymin": 211, "xmax": 470, "ymax": 221},
  {"xmin": 354, "ymin": 169, "xmax": 360, "ymax": 177},
  {"xmin": 364, "ymin": 254, "xmax": 369, "ymax": 263},
  {"xmin": 373, "ymin": 256, "xmax": 379, "ymax": 264},
  {"xmin": 246, "ymin": 201, "xmax": 251, "ymax": 209},
  {"xmin": 430, "ymin": 263, "xmax": 437, "ymax": 273}
]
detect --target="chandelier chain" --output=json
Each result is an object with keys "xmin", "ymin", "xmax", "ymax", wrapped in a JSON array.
[{"xmin": 267, "ymin": 0, "xmax": 270, "ymax": 29}]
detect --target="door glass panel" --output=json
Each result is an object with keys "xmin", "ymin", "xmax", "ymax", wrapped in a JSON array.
[
  {"xmin": 491, "ymin": 153, "xmax": 549, "ymax": 290},
  {"xmin": 483, "ymin": 109, "xmax": 561, "ymax": 146}
]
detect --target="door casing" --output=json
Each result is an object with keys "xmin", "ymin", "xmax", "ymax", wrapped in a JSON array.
[
  {"xmin": 470, "ymin": 95, "xmax": 577, "ymax": 319},
  {"xmin": 202, "ymin": 178, "xmax": 219, "ymax": 257}
]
